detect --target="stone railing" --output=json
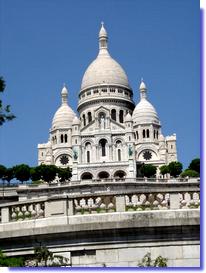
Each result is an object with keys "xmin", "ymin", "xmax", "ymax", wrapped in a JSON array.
[{"xmin": 0, "ymin": 182, "xmax": 200, "ymax": 223}]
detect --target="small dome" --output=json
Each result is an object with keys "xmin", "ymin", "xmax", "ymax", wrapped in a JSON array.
[
  {"xmin": 132, "ymin": 99, "xmax": 160, "ymax": 125},
  {"xmin": 52, "ymin": 105, "xmax": 76, "ymax": 129},
  {"xmin": 125, "ymin": 112, "xmax": 132, "ymax": 122},
  {"xmin": 52, "ymin": 85, "xmax": 76, "ymax": 129},
  {"xmin": 72, "ymin": 116, "xmax": 80, "ymax": 125}
]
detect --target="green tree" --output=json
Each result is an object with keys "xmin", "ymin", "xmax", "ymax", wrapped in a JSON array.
[
  {"xmin": 0, "ymin": 77, "xmax": 15, "ymax": 126},
  {"xmin": 180, "ymin": 169, "xmax": 199, "ymax": 178},
  {"xmin": 30, "ymin": 166, "xmax": 42, "ymax": 182},
  {"xmin": 38, "ymin": 164, "xmax": 58, "ymax": 183},
  {"xmin": 0, "ymin": 165, "xmax": 6, "ymax": 181},
  {"xmin": 142, "ymin": 164, "xmax": 157, "ymax": 178},
  {"xmin": 159, "ymin": 165, "xmax": 169, "ymax": 176},
  {"xmin": 3, "ymin": 167, "xmax": 15, "ymax": 185},
  {"xmin": 57, "ymin": 167, "xmax": 72, "ymax": 183},
  {"xmin": 188, "ymin": 158, "xmax": 200, "ymax": 174},
  {"xmin": 138, "ymin": 252, "xmax": 167, "ymax": 267},
  {"xmin": 168, "ymin": 161, "xmax": 183, "ymax": 177},
  {"xmin": 13, "ymin": 164, "xmax": 30, "ymax": 184},
  {"xmin": 0, "ymin": 250, "xmax": 25, "ymax": 267}
]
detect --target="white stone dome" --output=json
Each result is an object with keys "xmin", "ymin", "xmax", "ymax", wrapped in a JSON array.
[
  {"xmin": 80, "ymin": 23, "xmax": 130, "ymax": 90},
  {"xmin": 132, "ymin": 99, "xmax": 160, "ymax": 125},
  {"xmin": 52, "ymin": 86, "xmax": 76, "ymax": 129},
  {"xmin": 81, "ymin": 54, "xmax": 130, "ymax": 90}
]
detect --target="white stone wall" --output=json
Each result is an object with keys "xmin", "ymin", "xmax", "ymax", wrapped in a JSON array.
[{"xmin": 67, "ymin": 242, "xmax": 200, "ymax": 267}]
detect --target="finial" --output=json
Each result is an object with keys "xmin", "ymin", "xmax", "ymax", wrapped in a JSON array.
[
  {"xmin": 61, "ymin": 84, "xmax": 68, "ymax": 104},
  {"xmin": 139, "ymin": 78, "xmax": 147, "ymax": 100},
  {"xmin": 141, "ymin": 77, "xmax": 144, "ymax": 82},
  {"xmin": 99, "ymin": 22, "xmax": 108, "ymax": 52}
]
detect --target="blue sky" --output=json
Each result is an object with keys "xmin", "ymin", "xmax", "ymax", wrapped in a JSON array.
[{"xmin": 0, "ymin": 0, "xmax": 200, "ymax": 169}]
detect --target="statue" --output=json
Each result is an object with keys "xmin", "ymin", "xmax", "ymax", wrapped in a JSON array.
[
  {"xmin": 128, "ymin": 145, "xmax": 133, "ymax": 156},
  {"xmin": 100, "ymin": 115, "xmax": 105, "ymax": 129},
  {"xmin": 73, "ymin": 149, "xmax": 78, "ymax": 160}
]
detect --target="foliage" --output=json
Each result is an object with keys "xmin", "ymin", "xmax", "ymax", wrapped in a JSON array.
[
  {"xmin": 180, "ymin": 169, "xmax": 199, "ymax": 178},
  {"xmin": 188, "ymin": 158, "xmax": 200, "ymax": 174},
  {"xmin": 13, "ymin": 164, "xmax": 30, "ymax": 183},
  {"xmin": 38, "ymin": 164, "xmax": 58, "ymax": 183},
  {"xmin": 0, "ymin": 250, "xmax": 25, "ymax": 267},
  {"xmin": 26, "ymin": 246, "xmax": 70, "ymax": 267},
  {"xmin": 0, "ymin": 164, "xmax": 6, "ymax": 180},
  {"xmin": 138, "ymin": 252, "xmax": 167, "ymax": 267},
  {"xmin": 159, "ymin": 165, "xmax": 169, "ymax": 175},
  {"xmin": 142, "ymin": 164, "xmax": 157, "ymax": 178},
  {"xmin": 3, "ymin": 167, "xmax": 15, "ymax": 185},
  {"xmin": 167, "ymin": 161, "xmax": 183, "ymax": 177},
  {"xmin": 0, "ymin": 77, "xmax": 16, "ymax": 126},
  {"xmin": 30, "ymin": 166, "xmax": 42, "ymax": 181},
  {"xmin": 57, "ymin": 167, "xmax": 72, "ymax": 182}
]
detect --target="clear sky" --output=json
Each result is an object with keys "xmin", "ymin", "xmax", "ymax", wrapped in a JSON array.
[{"xmin": 0, "ymin": 0, "xmax": 200, "ymax": 169}]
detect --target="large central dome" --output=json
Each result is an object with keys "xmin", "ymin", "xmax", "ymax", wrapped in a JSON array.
[{"xmin": 80, "ymin": 23, "xmax": 131, "ymax": 90}]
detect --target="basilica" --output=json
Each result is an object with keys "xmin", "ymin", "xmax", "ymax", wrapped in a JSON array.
[{"xmin": 38, "ymin": 23, "xmax": 177, "ymax": 181}]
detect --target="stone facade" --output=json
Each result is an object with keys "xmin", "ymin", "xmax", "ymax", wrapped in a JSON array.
[{"xmin": 38, "ymin": 23, "xmax": 177, "ymax": 180}]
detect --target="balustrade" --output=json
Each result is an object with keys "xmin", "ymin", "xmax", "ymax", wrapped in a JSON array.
[
  {"xmin": 179, "ymin": 192, "xmax": 200, "ymax": 209},
  {"xmin": 0, "ymin": 182, "xmax": 200, "ymax": 223},
  {"xmin": 125, "ymin": 193, "xmax": 169, "ymax": 211},
  {"xmin": 9, "ymin": 202, "xmax": 45, "ymax": 221},
  {"xmin": 73, "ymin": 196, "xmax": 116, "ymax": 215}
]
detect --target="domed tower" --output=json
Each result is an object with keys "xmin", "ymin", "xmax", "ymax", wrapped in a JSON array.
[
  {"xmin": 38, "ymin": 85, "xmax": 76, "ymax": 168},
  {"xmin": 77, "ymin": 22, "xmax": 135, "ymax": 126},
  {"xmin": 73, "ymin": 23, "xmax": 136, "ymax": 181},
  {"xmin": 132, "ymin": 79, "xmax": 177, "ymax": 167}
]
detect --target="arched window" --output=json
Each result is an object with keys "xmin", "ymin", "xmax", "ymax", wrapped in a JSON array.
[
  {"xmin": 143, "ymin": 130, "xmax": 145, "ymax": 138},
  {"xmin": 61, "ymin": 134, "xmax": 64, "ymax": 143},
  {"xmin": 88, "ymin": 112, "xmax": 92, "ymax": 123},
  {"xmin": 99, "ymin": 139, "xmax": 107, "ymax": 156},
  {"xmin": 64, "ymin": 134, "xmax": 67, "ymax": 143},
  {"xmin": 98, "ymin": 171, "xmax": 109, "ymax": 179},
  {"xmin": 118, "ymin": 149, "xmax": 121, "ymax": 161},
  {"xmin": 156, "ymin": 131, "xmax": 159, "ymax": 139},
  {"xmin": 147, "ymin": 129, "xmax": 150, "ymax": 138},
  {"xmin": 154, "ymin": 130, "xmax": 156, "ymax": 139},
  {"xmin": 136, "ymin": 131, "xmax": 139, "ymax": 139},
  {"xmin": 119, "ymin": 110, "xmax": 124, "ymax": 123},
  {"xmin": 81, "ymin": 172, "xmax": 93, "ymax": 180},
  {"xmin": 111, "ymin": 109, "xmax": 116, "ymax": 121},
  {"xmin": 87, "ymin": 151, "xmax": 90, "ymax": 163},
  {"xmin": 83, "ymin": 114, "xmax": 86, "ymax": 126}
]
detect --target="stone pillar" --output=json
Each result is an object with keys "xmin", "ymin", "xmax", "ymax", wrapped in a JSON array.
[
  {"xmin": 170, "ymin": 193, "xmax": 180, "ymax": 209},
  {"xmin": 115, "ymin": 195, "xmax": 125, "ymax": 212},
  {"xmin": 1, "ymin": 207, "xmax": 9, "ymax": 223},
  {"xmin": 67, "ymin": 199, "xmax": 74, "ymax": 216},
  {"xmin": 45, "ymin": 199, "xmax": 67, "ymax": 218}
]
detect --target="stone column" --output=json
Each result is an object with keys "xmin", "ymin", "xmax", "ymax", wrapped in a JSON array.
[{"xmin": 1, "ymin": 207, "xmax": 9, "ymax": 223}]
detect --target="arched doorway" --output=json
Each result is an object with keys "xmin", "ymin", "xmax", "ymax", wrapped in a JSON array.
[
  {"xmin": 98, "ymin": 171, "xmax": 109, "ymax": 179},
  {"xmin": 81, "ymin": 172, "xmax": 93, "ymax": 180},
  {"xmin": 114, "ymin": 170, "xmax": 126, "ymax": 179}
]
